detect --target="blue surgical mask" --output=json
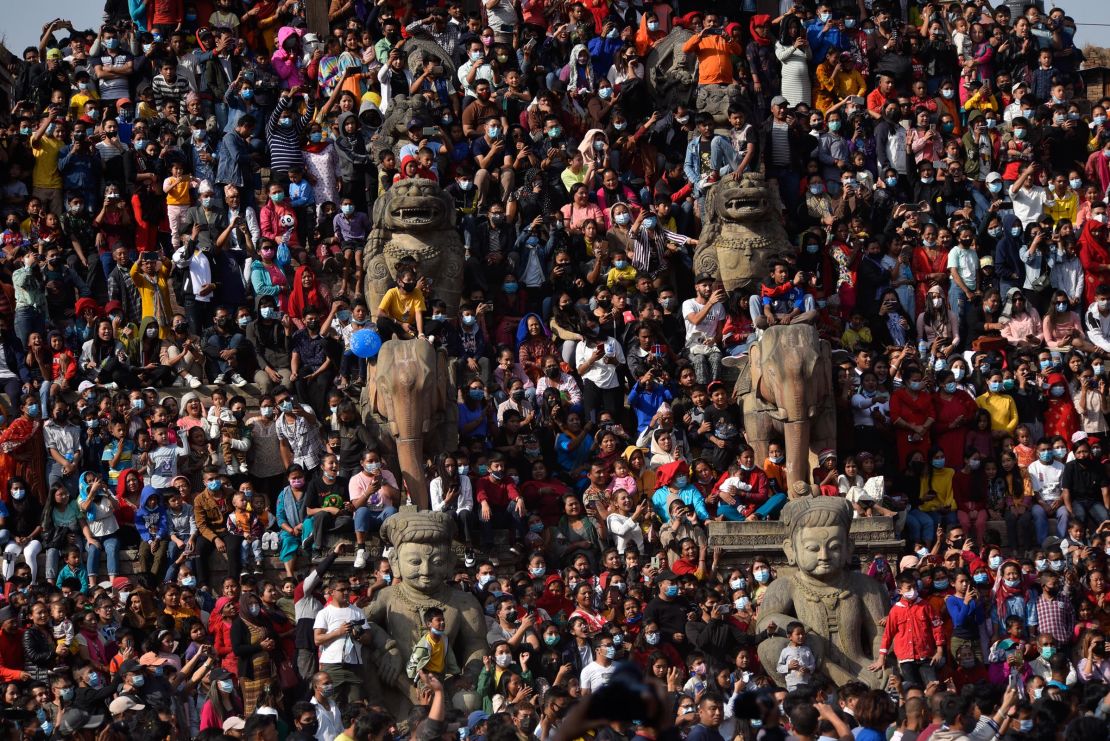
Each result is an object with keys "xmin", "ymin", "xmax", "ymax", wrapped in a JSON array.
[
  {"xmin": 642, "ymin": 216, "xmax": 657, "ymax": 229},
  {"xmin": 944, "ymin": 382, "xmax": 957, "ymax": 393},
  {"xmin": 1038, "ymin": 451, "xmax": 1054, "ymax": 463},
  {"xmin": 885, "ymin": 176, "xmax": 899, "ymax": 187},
  {"xmin": 206, "ymin": 480, "xmax": 221, "ymax": 491},
  {"xmin": 664, "ymin": 585, "xmax": 679, "ymax": 598},
  {"xmin": 932, "ymin": 457, "xmax": 946, "ymax": 469},
  {"xmin": 973, "ymin": 573, "xmax": 989, "ymax": 585},
  {"xmin": 674, "ymin": 475, "xmax": 688, "ymax": 488},
  {"xmin": 988, "ymin": 381, "xmax": 1001, "ymax": 393}
]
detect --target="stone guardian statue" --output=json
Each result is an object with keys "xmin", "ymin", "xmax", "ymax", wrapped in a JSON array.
[
  {"xmin": 755, "ymin": 497, "xmax": 890, "ymax": 689},
  {"xmin": 363, "ymin": 510, "xmax": 486, "ymax": 711}
]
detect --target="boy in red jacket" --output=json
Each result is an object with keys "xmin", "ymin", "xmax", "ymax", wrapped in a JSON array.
[{"xmin": 869, "ymin": 571, "xmax": 946, "ymax": 685}]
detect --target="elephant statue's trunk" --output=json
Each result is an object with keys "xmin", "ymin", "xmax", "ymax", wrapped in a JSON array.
[
  {"xmin": 784, "ymin": 420, "xmax": 812, "ymax": 487},
  {"xmin": 395, "ymin": 436, "xmax": 428, "ymax": 509}
]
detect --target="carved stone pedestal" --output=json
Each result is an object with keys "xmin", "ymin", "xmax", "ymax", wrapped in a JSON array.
[{"xmin": 706, "ymin": 516, "xmax": 904, "ymax": 574}]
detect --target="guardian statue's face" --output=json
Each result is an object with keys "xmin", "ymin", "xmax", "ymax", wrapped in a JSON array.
[{"xmin": 392, "ymin": 541, "xmax": 453, "ymax": 592}]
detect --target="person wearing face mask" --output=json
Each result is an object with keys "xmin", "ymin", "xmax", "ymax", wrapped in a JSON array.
[
  {"xmin": 869, "ymin": 572, "xmax": 946, "ymax": 684},
  {"xmin": 1028, "ymin": 439, "xmax": 1068, "ymax": 544},
  {"xmin": 1078, "ymin": 204, "xmax": 1110, "ymax": 307},
  {"xmin": 225, "ymin": 592, "xmax": 277, "ymax": 716}
]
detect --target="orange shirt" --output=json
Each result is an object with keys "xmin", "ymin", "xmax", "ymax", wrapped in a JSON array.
[{"xmin": 681, "ymin": 32, "xmax": 743, "ymax": 86}]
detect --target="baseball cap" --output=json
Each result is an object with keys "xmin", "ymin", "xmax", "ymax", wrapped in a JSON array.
[
  {"xmin": 985, "ymin": 171, "xmax": 1003, "ymax": 183},
  {"xmin": 109, "ymin": 697, "xmax": 145, "ymax": 715},
  {"xmin": 222, "ymin": 717, "xmax": 246, "ymax": 733},
  {"xmin": 770, "ymin": 95, "xmax": 788, "ymax": 108},
  {"xmin": 78, "ymin": 380, "xmax": 96, "ymax": 394},
  {"xmin": 115, "ymin": 98, "xmax": 133, "ymax": 109},
  {"xmin": 139, "ymin": 651, "xmax": 167, "ymax": 666},
  {"xmin": 58, "ymin": 709, "xmax": 103, "ymax": 735},
  {"xmin": 695, "ymin": 272, "xmax": 715, "ymax": 284},
  {"xmin": 1011, "ymin": 82, "xmax": 1027, "ymax": 94},
  {"xmin": 467, "ymin": 711, "xmax": 489, "ymax": 731},
  {"xmin": 46, "ymin": 49, "xmax": 62, "ymax": 61}
]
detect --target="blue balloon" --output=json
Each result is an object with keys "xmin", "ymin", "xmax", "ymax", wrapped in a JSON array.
[{"xmin": 351, "ymin": 328, "xmax": 382, "ymax": 358}]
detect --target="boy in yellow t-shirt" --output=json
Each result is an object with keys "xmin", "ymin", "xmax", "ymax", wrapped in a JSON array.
[
  {"xmin": 376, "ymin": 266, "xmax": 426, "ymax": 340},
  {"xmin": 606, "ymin": 247, "xmax": 638, "ymax": 289}
]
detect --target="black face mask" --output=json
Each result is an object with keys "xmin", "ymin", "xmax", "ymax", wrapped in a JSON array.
[
  {"xmin": 215, "ymin": 317, "xmax": 229, "ymax": 327},
  {"xmin": 306, "ymin": 321, "xmax": 319, "ymax": 332},
  {"xmin": 400, "ymin": 281, "xmax": 416, "ymax": 292},
  {"xmin": 544, "ymin": 367, "xmax": 560, "ymax": 379}
]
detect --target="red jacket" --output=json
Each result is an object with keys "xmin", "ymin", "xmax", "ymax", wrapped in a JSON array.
[
  {"xmin": 879, "ymin": 597, "xmax": 945, "ymax": 662},
  {"xmin": 0, "ymin": 628, "xmax": 24, "ymax": 682},
  {"xmin": 475, "ymin": 476, "xmax": 520, "ymax": 508}
]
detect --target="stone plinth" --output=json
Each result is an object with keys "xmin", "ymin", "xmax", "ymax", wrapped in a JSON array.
[{"xmin": 706, "ymin": 516, "xmax": 904, "ymax": 572}]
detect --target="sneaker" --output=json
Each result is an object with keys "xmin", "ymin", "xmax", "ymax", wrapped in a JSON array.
[
  {"xmin": 353, "ymin": 548, "xmax": 367, "ymax": 569},
  {"xmin": 212, "ymin": 372, "xmax": 226, "ymax": 385},
  {"xmin": 721, "ymin": 354, "xmax": 746, "ymax": 368},
  {"xmin": 381, "ymin": 546, "xmax": 394, "ymax": 559},
  {"xmin": 239, "ymin": 462, "xmax": 249, "ymax": 474},
  {"xmin": 101, "ymin": 382, "xmax": 118, "ymax": 391},
  {"xmin": 230, "ymin": 373, "xmax": 248, "ymax": 387},
  {"xmin": 185, "ymin": 374, "xmax": 202, "ymax": 389}
]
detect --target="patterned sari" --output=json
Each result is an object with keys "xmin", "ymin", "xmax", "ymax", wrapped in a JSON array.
[{"xmin": 0, "ymin": 415, "xmax": 45, "ymax": 502}]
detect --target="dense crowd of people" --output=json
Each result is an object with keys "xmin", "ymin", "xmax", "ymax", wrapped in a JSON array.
[{"xmin": 1, "ymin": 0, "xmax": 1110, "ymax": 739}]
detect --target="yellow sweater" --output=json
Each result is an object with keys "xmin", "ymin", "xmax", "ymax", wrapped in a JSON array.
[
  {"xmin": 919, "ymin": 467, "xmax": 956, "ymax": 512},
  {"xmin": 976, "ymin": 391, "xmax": 1018, "ymax": 433}
]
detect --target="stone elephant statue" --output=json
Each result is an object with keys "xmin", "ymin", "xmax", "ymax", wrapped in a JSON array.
[
  {"xmin": 736, "ymin": 324, "xmax": 835, "ymax": 488},
  {"xmin": 362, "ymin": 339, "xmax": 458, "ymax": 508}
]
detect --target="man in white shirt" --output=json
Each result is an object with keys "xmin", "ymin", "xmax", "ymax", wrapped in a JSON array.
[
  {"xmin": 308, "ymin": 672, "xmax": 343, "ymax": 741},
  {"xmin": 682, "ymin": 273, "xmax": 726, "ymax": 384},
  {"xmin": 574, "ymin": 321, "xmax": 625, "ymax": 421},
  {"xmin": 579, "ymin": 637, "xmax": 617, "ymax": 693},
  {"xmin": 1009, "ymin": 162, "xmax": 1047, "ymax": 227},
  {"xmin": 1028, "ymin": 439, "xmax": 1067, "ymax": 543},
  {"xmin": 312, "ymin": 578, "xmax": 376, "ymax": 704}
]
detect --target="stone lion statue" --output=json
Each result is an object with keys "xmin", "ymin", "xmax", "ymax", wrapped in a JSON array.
[
  {"xmin": 363, "ymin": 178, "xmax": 465, "ymax": 315},
  {"xmin": 692, "ymin": 172, "xmax": 795, "ymax": 293},
  {"xmin": 371, "ymin": 94, "xmax": 433, "ymax": 159}
]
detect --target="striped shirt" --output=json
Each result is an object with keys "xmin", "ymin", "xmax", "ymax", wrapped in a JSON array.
[
  {"xmin": 266, "ymin": 96, "xmax": 316, "ymax": 175},
  {"xmin": 152, "ymin": 74, "xmax": 190, "ymax": 117}
]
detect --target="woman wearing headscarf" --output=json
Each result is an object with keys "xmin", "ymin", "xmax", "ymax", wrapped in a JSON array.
[
  {"xmin": 563, "ymin": 44, "xmax": 596, "ymax": 96},
  {"xmin": 231, "ymin": 592, "xmax": 278, "ymax": 715},
  {"xmin": 0, "ymin": 394, "xmax": 45, "ymax": 507},
  {"xmin": 287, "ymin": 265, "xmax": 332, "ymax": 331},
  {"xmin": 333, "ymin": 111, "xmax": 376, "ymax": 215},
  {"xmin": 516, "ymin": 313, "xmax": 556, "ymax": 383},
  {"xmin": 998, "ymin": 287, "xmax": 1044, "ymax": 352},
  {"xmin": 746, "ymin": 15, "xmax": 779, "ymax": 119},
  {"xmin": 210, "ymin": 597, "xmax": 241, "ymax": 678}
]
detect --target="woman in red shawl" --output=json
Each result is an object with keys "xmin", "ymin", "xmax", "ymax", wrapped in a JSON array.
[
  {"xmin": 535, "ymin": 574, "xmax": 574, "ymax": 626},
  {"xmin": 890, "ymin": 368, "xmax": 935, "ymax": 466},
  {"xmin": 210, "ymin": 597, "xmax": 241, "ymax": 678},
  {"xmin": 0, "ymin": 395, "xmax": 46, "ymax": 504},
  {"xmin": 1043, "ymin": 373, "xmax": 1080, "ymax": 443},
  {"xmin": 932, "ymin": 373, "xmax": 978, "ymax": 470},
  {"xmin": 1078, "ymin": 214, "xmax": 1110, "ymax": 305},
  {"xmin": 286, "ymin": 265, "xmax": 332, "ymax": 331}
]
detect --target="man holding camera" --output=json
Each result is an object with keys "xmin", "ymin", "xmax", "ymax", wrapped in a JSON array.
[{"xmin": 312, "ymin": 577, "xmax": 375, "ymax": 704}]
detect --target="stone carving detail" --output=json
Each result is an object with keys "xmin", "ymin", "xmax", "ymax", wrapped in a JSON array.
[
  {"xmin": 755, "ymin": 497, "xmax": 890, "ymax": 689},
  {"xmin": 734, "ymin": 323, "xmax": 835, "ymax": 487},
  {"xmin": 363, "ymin": 177, "xmax": 465, "ymax": 315},
  {"xmin": 693, "ymin": 171, "xmax": 794, "ymax": 293},
  {"xmin": 644, "ymin": 29, "xmax": 697, "ymax": 110},
  {"xmin": 363, "ymin": 339, "xmax": 458, "ymax": 509},
  {"xmin": 371, "ymin": 94, "xmax": 433, "ymax": 158},
  {"xmin": 365, "ymin": 511, "xmax": 487, "ymax": 711}
]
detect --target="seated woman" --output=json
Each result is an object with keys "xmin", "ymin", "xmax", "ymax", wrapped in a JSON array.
[
  {"xmin": 1043, "ymin": 290, "xmax": 1100, "ymax": 354},
  {"xmin": 998, "ymin": 287, "xmax": 1043, "ymax": 352}
]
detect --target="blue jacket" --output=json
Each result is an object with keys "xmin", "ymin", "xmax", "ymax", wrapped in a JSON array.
[
  {"xmin": 683, "ymin": 136, "xmax": 738, "ymax": 198},
  {"xmin": 806, "ymin": 19, "xmax": 849, "ymax": 62},
  {"xmin": 628, "ymin": 382, "xmax": 674, "ymax": 434},
  {"xmin": 135, "ymin": 486, "xmax": 170, "ymax": 542},
  {"xmin": 58, "ymin": 146, "xmax": 102, "ymax": 195},
  {"xmin": 651, "ymin": 484, "xmax": 710, "ymax": 522},
  {"xmin": 216, "ymin": 130, "xmax": 251, "ymax": 187},
  {"xmin": 587, "ymin": 35, "xmax": 623, "ymax": 79}
]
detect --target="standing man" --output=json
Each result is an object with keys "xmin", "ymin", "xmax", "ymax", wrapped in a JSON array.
[
  {"xmin": 681, "ymin": 14, "xmax": 744, "ymax": 122},
  {"xmin": 312, "ymin": 578, "xmax": 375, "ymax": 705}
]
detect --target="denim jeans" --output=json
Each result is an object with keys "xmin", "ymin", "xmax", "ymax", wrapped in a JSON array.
[
  {"xmin": 353, "ymin": 506, "xmax": 397, "ymax": 536},
  {"xmin": 14, "ymin": 307, "xmax": 45, "ymax": 349},
  {"xmin": 1069, "ymin": 500, "xmax": 1109, "ymax": 531},
  {"xmin": 1032, "ymin": 503, "xmax": 1068, "ymax": 544},
  {"xmin": 87, "ymin": 532, "xmax": 120, "ymax": 580},
  {"xmin": 904, "ymin": 508, "xmax": 937, "ymax": 546},
  {"xmin": 898, "ymin": 659, "xmax": 938, "ymax": 686},
  {"xmin": 480, "ymin": 504, "xmax": 525, "ymax": 548}
]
